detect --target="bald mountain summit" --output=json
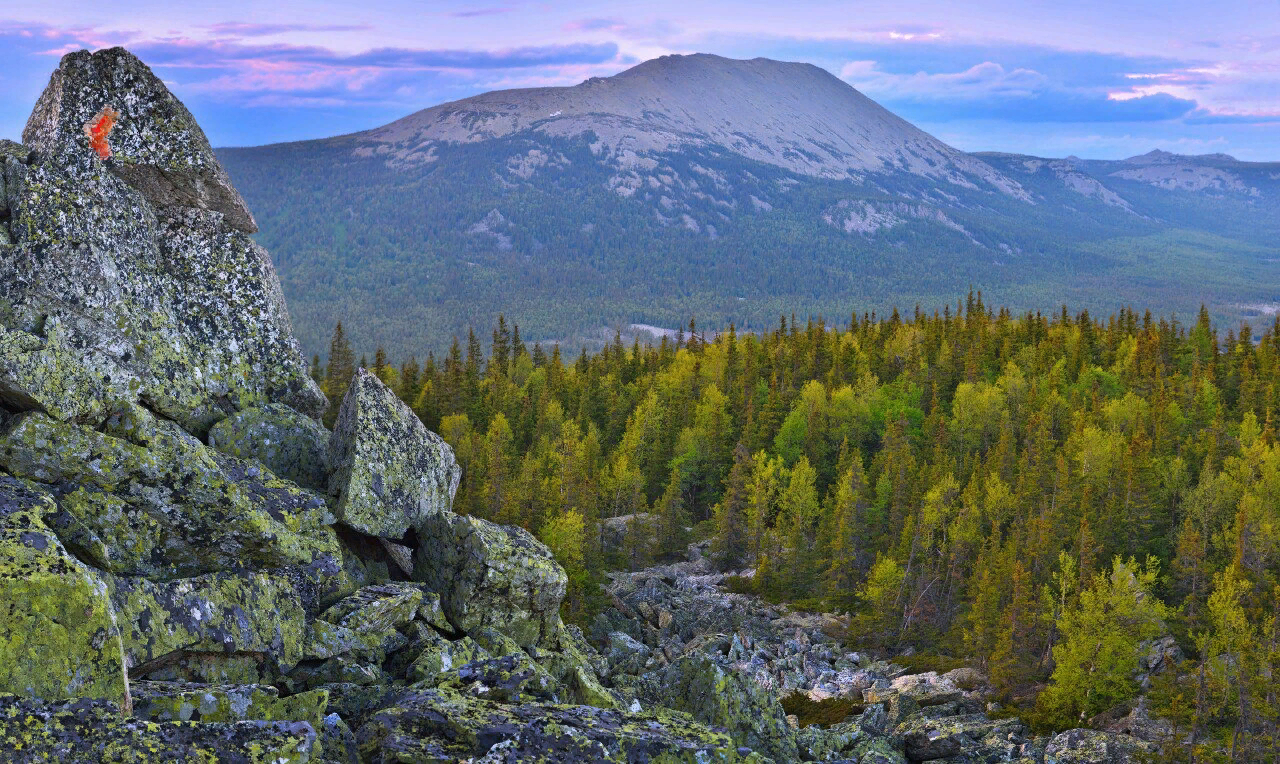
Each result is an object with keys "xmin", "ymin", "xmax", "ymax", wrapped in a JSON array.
[{"xmin": 218, "ymin": 53, "xmax": 1280, "ymax": 358}]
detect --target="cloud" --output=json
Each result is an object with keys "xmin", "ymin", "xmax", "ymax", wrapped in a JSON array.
[
  {"xmin": 204, "ymin": 22, "xmax": 371, "ymax": 36},
  {"xmin": 448, "ymin": 7, "xmax": 515, "ymax": 18},
  {"xmin": 839, "ymin": 58, "xmax": 1199, "ymax": 123}
]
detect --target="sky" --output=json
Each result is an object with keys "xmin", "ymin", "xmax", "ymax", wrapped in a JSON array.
[{"xmin": 1, "ymin": 1, "xmax": 1277, "ymax": 159}]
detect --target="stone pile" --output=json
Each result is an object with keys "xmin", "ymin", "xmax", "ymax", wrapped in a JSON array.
[
  {"xmin": 588, "ymin": 544, "xmax": 1159, "ymax": 763},
  {"xmin": 0, "ymin": 47, "xmax": 756, "ymax": 763}
]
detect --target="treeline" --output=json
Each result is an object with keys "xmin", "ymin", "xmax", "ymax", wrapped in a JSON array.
[{"xmin": 315, "ymin": 296, "xmax": 1279, "ymax": 757}]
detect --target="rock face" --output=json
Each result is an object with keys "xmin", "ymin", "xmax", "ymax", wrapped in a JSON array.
[
  {"xmin": 0, "ymin": 693, "xmax": 317, "ymax": 763},
  {"xmin": 0, "ymin": 47, "xmax": 324, "ymax": 434},
  {"xmin": 0, "ymin": 410, "xmax": 337, "ymax": 580},
  {"xmin": 327, "ymin": 369, "xmax": 460, "ymax": 539}
]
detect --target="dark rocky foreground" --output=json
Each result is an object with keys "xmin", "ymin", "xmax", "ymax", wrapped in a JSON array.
[{"xmin": 0, "ymin": 47, "xmax": 1155, "ymax": 763}]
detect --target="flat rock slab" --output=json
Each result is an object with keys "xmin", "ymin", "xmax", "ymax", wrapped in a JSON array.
[
  {"xmin": 414, "ymin": 509, "xmax": 566, "ymax": 649},
  {"xmin": 327, "ymin": 369, "xmax": 459, "ymax": 539},
  {"xmin": 0, "ymin": 475, "xmax": 129, "ymax": 704},
  {"xmin": 0, "ymin": 693, "xmax": 317, "ymax": 763},
  {"xmin": 110, "ymin": 568, "xmax": 310, "ymax": 682},
  {"xmin": 130, "ymin": 681, "xmax": 331, "ymax": 742}
]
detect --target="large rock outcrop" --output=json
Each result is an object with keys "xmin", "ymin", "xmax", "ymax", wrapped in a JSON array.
[
  {"xmin": 327, "ymin": 369, "xmax": 459, "ymax": 539},
  {"xmin": 0, "ymin": 47, "xmax": 324, "ymax": 434}
]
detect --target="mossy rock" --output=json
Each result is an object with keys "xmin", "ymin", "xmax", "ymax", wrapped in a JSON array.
[
  {"xmin": 208, "ymin": 403, "xmax": 330, "ymax": 493},
  {"xmin": 355, "ymin": 685, "xmax": 761, "ymax": 763},
  {"xmin": 0, "ymin": 411, "xmax": 340, "ymax": 581},
  {"xmin": 534, "ymin": 623, "xmax": 617, "ymax": 709},
  {"xmin": 640, "ymin": 654, "xmax": 798, "ymax": 762},
  {"xmin": 0, "ymin": 320, "xmax": 139, "ymax": 424},
  {"xmin": 319, "ymin": 582, "xmax": 424, "ymax": 634},
  {"xmin": 327, "ymin": 368, "xmax": 459, "ymax": 539},
  {"xmin": 408, "ymin": 635, "xmax": 490, "ymax": 685},
  {"xmin": 0, "ymin": 692, "xmax": 317, "ymax": 763},
  {"xmin": 414, "ymin": 509, "xmax": 566, "ymax": 649},
  {"xmin": 110, "ymin": 568, "xmax": 310, "ymax": 682},
  {"xmin": 0, "ymin": 475, "xmax": 129, "ymax": 705},
  {"xmin": 131, "ymin": 681, "xmax": 330, "ymax": 732}
]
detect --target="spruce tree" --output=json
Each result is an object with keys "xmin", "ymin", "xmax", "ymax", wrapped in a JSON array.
[{"xmin": 323, "ymin": 321, "xmax": 355, "ymax": 426}]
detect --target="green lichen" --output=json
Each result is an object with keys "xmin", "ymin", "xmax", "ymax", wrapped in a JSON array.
[
  {"xmin": 355, "ymin": 685, "xmax": 762, "ymax": 763},
  {"xmin": 414, "ymin": 509, "xmax": 567, "ymax": 649},
  {"xmin": 0, "ymin": 692, "xmax": 316, "ymax": 763},
  {"xmin": 0, "ymin": 411, "xmax": 340, "ymax": 581},
  {"xmin": 327, "ymin": 368, "xmax": 459, "ymax": 539},
  {"xmin": 110, "ymin": 568, "xmax": 309, "ymax": 683},
  {"xmin": 0, "ymin": 476, "xmax": 129, "ymax": 705}
]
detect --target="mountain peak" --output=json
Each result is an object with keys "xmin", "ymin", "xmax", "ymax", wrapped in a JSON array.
[{"xmin": 360, "ymin": 52, "xmax": 1027, "ymax": 198}]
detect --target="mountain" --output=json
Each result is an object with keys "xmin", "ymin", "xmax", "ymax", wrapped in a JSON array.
[{"xmin": 218, "ymin": 54, "xmax": 1280, "ymax": 360}]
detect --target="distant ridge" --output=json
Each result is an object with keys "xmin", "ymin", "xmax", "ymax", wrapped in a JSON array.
[{"xmin": 218, "ymin": 53, "xmax": 1280, "ymax": 359}]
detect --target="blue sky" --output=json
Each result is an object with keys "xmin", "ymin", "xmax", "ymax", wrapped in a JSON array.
[{"xmin": 1, "ymin": 1, "xmax": 1277, "ymax": 159}]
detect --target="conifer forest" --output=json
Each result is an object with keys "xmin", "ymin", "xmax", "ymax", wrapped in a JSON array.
[{"xmin": 314, "ymin": 296, "xmax": 1280, "ymax": 756}]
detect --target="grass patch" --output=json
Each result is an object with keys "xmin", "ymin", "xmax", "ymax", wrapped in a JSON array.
[{"xmin": 780, "ymin": 692, "xmax": 864, "ymax": 728}]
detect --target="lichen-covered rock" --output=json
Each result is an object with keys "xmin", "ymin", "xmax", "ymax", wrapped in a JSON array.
[
  {"xmin": 640, "ymin": 654, "xmax": 798, "ymax": 762},
  {"xmin": 414, "ymin": 509, "xmax": 566, "ymax": 648},
  {"xmin": 0, "ymin": 320, "xmax": 139, "ymax": 424},
  {"xmin": 851, "ymin": 735, "xmax": 908, "ymax": 764},
  {"xmin": 318, "ymin": 712, "xmax": 360, "ymax": 764},
  {"xmin": 208, "ymin": 403, "xmax": 330, "ymax": 493},
  {"xmin": 895, "ymin": 712, "xmax": 1030, "ymax": 761},
  {"xmin": 0, "ymin": 475, "xmax": 130, "ymax": 704},
  {"xmin": 319, "ymin": 582, "xmax": 424, "ymax": 634},
  {"xmin": 110, "ymin": 568, "xmax": 310, "ymax": 682},
  {"xmin": 327, "ymin": 369, "xmax": 459, "ymax": 539},
  {"xmin": 0, "ymin": 411, "xmax": 339, "ymax": 580},
  {"xmin": 409, "ymin": 634, "xmax": 491, "ymax": 684},
  {"xmin": 22, "ymin": 47, "xmax": 256, "ymax": 232},
  {"xmin": 534, "ymin": 624, "xmax": 616, "ymax": 709},
  {"xmin": 439, "ymin": 654, "xmax": 562, "ymax": 704},
  {"xmin": 355, "ymin": 686, "xmax": 757, "ymax": 763},
  {"xmin": 0, "ymin": 692, "xmax": 317, "ymax": 763},
  {"xmin": 1044, "ymin": 728, "xmax": 1154, "ymax": 763},
  {"xmin": 131, "ymin": 681, "xmax": 329, "ymax": 733},
  {"xmin": 2, "ymin": 48, "xmax": 325, "ymax": 434}
]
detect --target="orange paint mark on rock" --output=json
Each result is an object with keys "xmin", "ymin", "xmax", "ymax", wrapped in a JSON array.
[{"xmin": 84, "ymin": 106, "xmax": 120, "ymax": 159}]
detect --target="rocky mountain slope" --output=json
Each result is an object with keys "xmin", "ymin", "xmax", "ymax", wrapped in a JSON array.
[
  {"xmin": 217, "ymin": 54, "xmax": 1280, "ymax": 359},
  {"xmin": 0, "ymin": 46, "xmax": 1172, "ymax": 763}
]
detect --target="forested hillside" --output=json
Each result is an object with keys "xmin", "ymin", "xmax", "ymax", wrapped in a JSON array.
[
  {"xmin": 217, "ymin": 53, "xmax": 1280, "ymax": 361},
  {"xmin": 316, "ymin": 297, "xmax": 1279, "ymax": 756}
]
